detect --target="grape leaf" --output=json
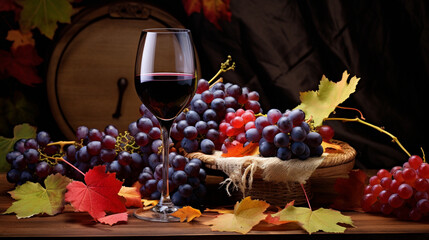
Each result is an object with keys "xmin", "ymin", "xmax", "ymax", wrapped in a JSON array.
[
  {"xmin": 97, "ymin": 212, "xmax": 128, "ymax": 226},
  {"xmin": 6, "ymin": 30, "xmax": 35, "ymax": 50},
  {"xmin": 0, "ymin": 45, "xmax": 43, "ymax": 86},
  {"xmin": 331, "ymin": 169, "xmax": 367, "ymax": 211},
  {"xmin": 171, "ymin": 206, "xmax": 202, "ymax": 222},
  {"xmin": 295, "ymin": 71, "xmax": 360, "ymax": 127},
  {"xmin": 65, "ymin": 165, "xmax": 127, "ymax": 220},
  {"xmin": 182, "ymin": 0, "xmax": 231, "ymax": 30},
  {"xmin": 15, "ymin": 0, "xmax": 73, "ymax": 39},
  {"xmin": 0, "ymin": 123, "xmax": 36, "ymax": 172},
  {"xmin": 321, "ymin": 141, "xmax": 344, "ymax": 153},
  {"xmin": 118, "ymin": 186, "xmax": 142, "ymax": 208},
  {"xmin": 202, "ymin": 196, "xmax": 270, "ymax": 234},
  {"xmin": 4, "ymin": 173, "xmax": 72, "ymax": 218},
  {"xmin": 271, "ymin": 205, "xmax": 354, "ymax": 234}
]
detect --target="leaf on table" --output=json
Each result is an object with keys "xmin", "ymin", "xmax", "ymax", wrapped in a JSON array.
[
  {"xmin": 15, "ymin": 0, "xmax": 73, "ymax": 39},
  {"xmin": 65, "ymin": 165, "xmax": 127, "ymax": 220},
  {"xmin": 97, "ymin": 212, "xmax": 128, "ymax": 226},
  {"xmin": 0, "ymin": 123, "xmax": 36, "ymax": 172},
  {"xmin": 321, "ymin": 141, "xmax": 344, "ymax": 153},
  {"xmin": 118, "ymin": 186, "xmax": 142, "ymax": 208},
  {"xmin": 272, "ymin": 205, "xmax": 354, "ymax": 234},
  {"xmin": 264, "ymin": 201, "xmax": 295, "ymax": 225},
  {"xmin": 221, "ymin": 141, "xmax": 259, "ymax": 157},
  {"xmin": 204, "ymin": 208, "xmax": 234, "ymax": 214},
  {"xmin": 6, "ymin": 30, "xmax": 35, "ymax": 50},
  {"xmin": 0, "ymin": 45, "xmax": 43, "ymax": 86},
  {"xmin": 331, "ymin": 169, "xmax": 367, "ymax": 211},
  {"xmin": 171, "ymin": 206, "xmax": 202, "ymax": 222},
  {"xmin": 202, "ymin": 196, "xmax": 270, "ymax": 234},
  {"xmin": 4, "ymin": 173, "xmax": 72, "ymax": 218},
  {"xmin": 295, "ymin": 71, "xmax": 360, "ymax": 127},
  {"xmin": 182, "ymin": 0, "xmax": 231, "ymax": 30},
  {"xmin": 141, "ymin": 199, "xmax": 159, "ymax": 210}
]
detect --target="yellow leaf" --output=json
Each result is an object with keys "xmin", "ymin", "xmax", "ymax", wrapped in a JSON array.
[
  {"xmin": 118, "ymin": 186, "xmax": 142, "ymax": 208},
  {"xmin": 6, "ymin": 30, "xmax": 35, "ymax": 49},
  {"xmin": 141, "ymin": 199, "xmax": 159, "ymax": 210},
  {"xmin": 171, "ymin": 206, "xmax": 202, "ymax": 222},
  {"xmin": 295, "ymin": 71, "xmax": 360, "ymax": 127},
  {"xmin": 203, "ymin": 196, "xmax": 270, "ymax": 234},
  {"xmin": 272, "ymin": 205, "xmax": 354, "ymax": 234},
  {"xmin": 204, "ymin": 208, "xmax": 234, "ymax": 214}
]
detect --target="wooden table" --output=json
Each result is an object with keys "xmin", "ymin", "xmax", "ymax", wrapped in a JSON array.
[{"xmin": 1, "ymin": 173, "xmax": 428, "ymax": 239}]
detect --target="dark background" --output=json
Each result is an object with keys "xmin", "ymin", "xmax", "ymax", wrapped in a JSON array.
[{"xmin": 1, "ymin": 0, "xmax": 427, "ymax": 170}]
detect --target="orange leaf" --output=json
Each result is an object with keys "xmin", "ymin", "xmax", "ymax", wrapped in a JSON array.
[
  {"xmin": 330, "ymin": 169, "xmax": 367, "ymax": 211},
  {"xmin": 171, "ymin": 206, "xmax": 202, "ymax": 222},
  {"xmin": 97, "ymin": 212, "xmax": 128, "ymax": 226},
  {"xmin": 6, "ymin": 30, "xmax": 35, "ymax": 50},
  {"xmin": 141, "ymin": 199, "xmax": 159, "ymax": 210},
  {"xmin": 264, "ymin": 200, "xmax": 295, "ymax": 225},
  {"xmin": 322, "ymin": 141, "xmax": 344, "ymax": 153},
  {"xmin": 118, "ymin": 186, "xmax": 142, "ymax": 208},
  {"xmin": 181, "ymin": 0, "xmax": 201, "ymax": 15},
  {"xmin": 182, "ymin": 0, "xmax": 231, "ymax": 30},
  {"xmin": 221, "ymin": 141, "xmax": 259, "ymax": 157}
]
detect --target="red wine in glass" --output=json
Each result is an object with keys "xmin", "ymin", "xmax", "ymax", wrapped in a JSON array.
[{"xmin": 135, "ymin": 73, "xmax": 196, "ymax": 120}]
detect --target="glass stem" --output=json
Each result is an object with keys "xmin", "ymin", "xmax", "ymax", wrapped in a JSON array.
[{"xmin": 158, "ymin": 119, "xmax": 174, "ymax": 209}]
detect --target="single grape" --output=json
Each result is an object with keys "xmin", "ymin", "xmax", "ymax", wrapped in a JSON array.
[
  {"xmin": 23, "ymin": 148, "xmax": 39, "ymax": 164},
  {"xmin": 36, "ymin": 131, "xmax": 50, "ymax": 147},
  {"xmin": 291, "ymin": 126, "xmax": 306, "ymax": 142},
  {"xmin": 200, "ymin": 139, "xmax": 215, "ymax": 154},
  {"xmin": 183, "ymin": 126, "xmax": 198, "ymax": 140},
  {"xmin": 76, "ymin": 126, "xmax": 89, "ymax": 141},
  {"xmin": 262, "ymin": 125, "xmax": 280, "ymax": 143},
  {"xmin": 184, "ymin": 162, "xmax": 200, "ymax": 177},
  {"xmin": 408, "ymin": 155, "xmax": 423, "ymax": 170},
  {"xmin": 87, "ymin": 141, "xmax": 101, "ymax": 156},
  {"xmin": 259, "ymin": 141, "xmax": 276, "ymax": 157},
  {"xmin": 277, "ymin": 147, "xmax": 292, "ymax": 160},
  {"xmin": 179, "ymin": 184, "xmax": 193, "ymax": 198},
  {"xmin": 305, "ymin": 132, "xmax": 322, "ymax": 147},
  {"xmin": 35, "ymin": 161, "xmax": 51, "ymax": 178},
  {"xmin": 318, "ymin": 125, "xmax": 335, "ymax": 142},
  {"xmin": 388, "ymin": 193, "xmax": 404, "ymax": 208},
  {"xmin": 104, "ymin": 124, "xmax": 119, "ymax": 137},
  {"xmin": 267, "ymin": 109, "xmax": 282, "ymax": 125},
  {"xmin": 288, "ymin": 109, "xmax": 305, "ymax": 125},
  {"xmin": 172, "ymin": 170, "xmax": 188, "ymax": 185},
  {"xmin": 24, "ymin": 138, "xmax": 38, "ymax": 150},
  {"xmin": 7, "ymin": 169, "xmax": 21, "ymax": 183}
]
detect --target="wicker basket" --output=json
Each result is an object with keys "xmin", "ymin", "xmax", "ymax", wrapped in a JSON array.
[{"xmin": 186, "ymin": 140, "xmax": 356, "ymax": 206}]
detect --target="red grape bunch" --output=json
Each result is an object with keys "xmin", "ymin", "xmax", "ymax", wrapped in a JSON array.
[{"xmin": 362, "ymin": 155, "xmax": 429, "ymax": 221}]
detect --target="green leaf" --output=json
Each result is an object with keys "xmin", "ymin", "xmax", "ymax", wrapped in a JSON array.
[
  {"xmin": 0, "ymin": 123, "xmax": 36, "ymax": 172},
  {"xmin": 295, "ymin": 71, "xmax": 360, "ymax": 127},
  {"xmin": 4, "ymin": 173, "xmax": 72, "ymax": 218},
  {"xmin": 16, "ymin": 0, "xmax": 73, "ymax": 39},
  {"xmin": 272, "ymin": 205, "xmax": 354, "ymax": 234}
]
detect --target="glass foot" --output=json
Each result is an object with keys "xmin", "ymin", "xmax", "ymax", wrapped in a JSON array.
[{"xmin": 133, "ymin": 205, "xmax": 180, "ymax": 222}]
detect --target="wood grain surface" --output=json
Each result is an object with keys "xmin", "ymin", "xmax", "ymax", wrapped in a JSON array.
[{"xmin": 1, "ymin": 173, "xmax": 428, "ymax": 240}]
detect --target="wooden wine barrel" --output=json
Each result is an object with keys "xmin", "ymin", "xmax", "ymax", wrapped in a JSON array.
[{"xmin": 47, "ymin": 1, "xmax": 200, "ymax": 140}]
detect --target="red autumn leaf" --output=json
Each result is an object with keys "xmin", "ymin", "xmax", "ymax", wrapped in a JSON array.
[
  {"xmin": 65, "ymin": 165, "xmax": 127, "ymax": 220},
  {"xmin": 221, "ymin": 141, "xmax": 259, "ymax": 157},
  {"xmin": 330, "ymin": 169, "xmax": 367, "ymax": 211},
  {"xmin": 264, "ymin": 201, "xmax": 295, "ymax": 225},
  {"xmin": 0, "ymin": 0, "xmax": 22, "ymax": 20},
  {"xmin": 0, "ymin": 45, "xmax": 43, "ymax": 86},
  {"xmin": 97, "ymin": 212, "xmax": 128, "ymax": 226},
  {"xmin": 182, "ymin": 0, "xmax": 231, "ymax": 30}
]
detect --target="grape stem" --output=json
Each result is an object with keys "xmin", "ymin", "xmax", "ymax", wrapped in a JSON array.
[
  {"xmin": 59, "ymin": 157, "xmax": 86, "ymax": 177},
  {"xmin": 208, "ymin": 55, "xmax": 236, "ymax": 84},
  {"xmin": 336, "ymin": 106, "xmax": 366, "ymax": 120},
  {"xmin": 324, "ymin": 117, "xmax": 411, "ymax": 157},
  {"xmin": 300, "ymin": 183, "xmax": 312, "ymax": 211}
]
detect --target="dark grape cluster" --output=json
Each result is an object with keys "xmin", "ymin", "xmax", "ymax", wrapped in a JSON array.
[
  {"xmin": 138, "ymin": 153, "xmax": 207, "ymax": 207},
  {"xmin": 220, "ymin": 108, "xmax": 323, "ymax": 160},
  {"xmin": 6, "ymin": 131, "xmax": 68, "ymax": 185},
  {"xmin": 362, "ymin": 155, "xmax": 429, "ymax": 221},
  {"xmin": 170, "ymin": 79, "xmax": 262, "ymax": 154}
]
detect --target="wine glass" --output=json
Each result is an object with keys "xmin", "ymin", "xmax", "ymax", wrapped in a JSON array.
[{"xmin": 133, "ymin": 28, "xmax": 197, "ymax": 222}]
